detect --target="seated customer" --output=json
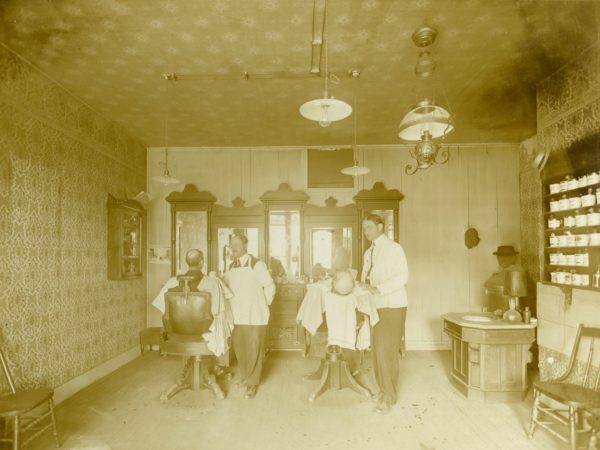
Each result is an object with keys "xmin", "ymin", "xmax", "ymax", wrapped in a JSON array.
[
  {"xmin": 152, "ymin": 249, "xmax": 234, "ymax": 360},
  {"xmin": 169, "ymin": 249, "xmax": 205, "ymax": 291}
]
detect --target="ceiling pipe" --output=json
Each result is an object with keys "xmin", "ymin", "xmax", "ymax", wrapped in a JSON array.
[{"xmin": 310, "ymin": 0, "xmax": 326, "ymax": 74}]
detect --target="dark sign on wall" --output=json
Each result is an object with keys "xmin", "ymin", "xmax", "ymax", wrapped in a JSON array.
[{"xmin": 307, "ymin": 148, "xmax": 354, "ymax": 188}]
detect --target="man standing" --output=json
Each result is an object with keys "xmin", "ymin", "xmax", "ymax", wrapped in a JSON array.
[
  {"xmin": 224, "ymin": 234, "xmax": 275, "ymax": 399},
  {"xmin": 361, "ymin": 214, "xmax": 409, "ymax": 414}
]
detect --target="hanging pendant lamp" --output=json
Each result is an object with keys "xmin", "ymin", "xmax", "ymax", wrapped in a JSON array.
[
  {"xmin": 152, "ymin": 76, "xmax": 180, "ymax": 186},
  {"xmin": 300, "ymin": 0, "xmax": 352, "ymax": 127},
  {"xmin": 341, "ymin": 70, "xmax": 369, "ymax": 177},
  {"xmin": 152, "ymin": 148, "xmax": 180, "ymax": 186}
]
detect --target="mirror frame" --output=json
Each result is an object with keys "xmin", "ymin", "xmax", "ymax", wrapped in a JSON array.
[
  {"xmin": 353, "ymin": 182, "xmax": 404, "ymax": 272},
  {"xmin": 260, "ymin": 183, "xmax": 309, "ymax": 278},
  {"xmin": 211, "ymin": 197, "xmax": 265, "ymax": 273},
  {"xmin": 166, "ymin": 184, "xmax": 216, "ymax": 276}
]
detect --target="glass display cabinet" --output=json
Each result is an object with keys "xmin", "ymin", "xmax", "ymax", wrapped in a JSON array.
[
  {"xmin": 107, "ymin": 194, "xmax": 146, "ymax": 280},
  {"xmin": 166, "ymin": 184, "xmax": 216, "ymax": 275}
]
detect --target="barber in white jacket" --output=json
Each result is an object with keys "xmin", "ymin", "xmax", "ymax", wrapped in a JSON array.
[
  {"xmin": 361, "ymin": 213, "xmax": 409, "ymax": 414},
  {"xmin": 223, "ymin": 234, "xmax": 275, "ymax": 399}
]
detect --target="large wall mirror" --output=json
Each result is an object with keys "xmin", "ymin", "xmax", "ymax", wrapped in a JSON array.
[
  {"xmin": 175, "ymin": 211, "xmax": 208, "ymax": 274},
  {"xmin": 212, "ymin": 197, "xmax": 265, "ymax": 274},
  {"xmin": 166, "ymin": 184, "xmax": 216, "ymax": 276},
  {"xmin": 353, "ymin": 182, "xmax": 404, "ymax": 272},
  {"xmin": 311, "ymin": 227, "xmax": 352, "ymax": 270},
  {"xmin": 269, "ymin": 210, "xmax": 301, "ymax": 280},
  {"xmin": 260, "ymin": 183, "xmax": 309, "ymax": 282},
  {"xmin": 305, "ymin": 196, "xmax": 358, "ymax": 278}
]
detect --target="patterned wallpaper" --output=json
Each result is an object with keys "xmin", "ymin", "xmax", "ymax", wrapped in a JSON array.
[
  {"xmin": 520, "ymin": 41, "xmax": 600, "ymax": 379},
  {"xmin": 0, "ymin": 46, "xmax": 147, "ymax": 392}
]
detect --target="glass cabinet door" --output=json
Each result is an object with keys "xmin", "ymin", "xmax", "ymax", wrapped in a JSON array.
[{"xmin": 121, "ymin": 211, "xmax": 142, "ymax": 276}]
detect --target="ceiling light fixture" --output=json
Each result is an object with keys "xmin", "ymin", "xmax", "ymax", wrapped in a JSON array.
[
  {"xmin": 341, "ymin": 70, "xmax": 370, "ymax": 177},
  {"xmin": 400, "ymin": 25, "xmax": 454, "ymax": 174},
  {"xmin": 152, "ymin": 74, "xmax": 180, "ymax": 186},
  {"xmin": 300, "ymin": 0, "xmax": 352, "ymax": 127},
  {"xmin": 404, "ymin": 130, "xmax": 449, "ymax": 175}
]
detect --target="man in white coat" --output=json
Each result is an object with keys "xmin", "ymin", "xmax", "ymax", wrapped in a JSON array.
[
  {"xmin": 224, "ymin": 234, "xmax": 275, "ymax": 399},
  {"xmin": 361, "ymin": 214, "xmax": 409, "ymax": 414}
]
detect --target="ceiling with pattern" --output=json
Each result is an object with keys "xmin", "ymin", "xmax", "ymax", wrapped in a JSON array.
[{"xmin": 1, "ymin": 0, "xmax": 598, "ymax": 147}]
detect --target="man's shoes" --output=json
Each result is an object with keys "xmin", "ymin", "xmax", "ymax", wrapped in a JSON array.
[
  {"xmin": 244, "ymin": 385, "xmax": 258, "ymax": 399},
  {"xmin": 374, "ymin": 396, "xmax": 392, "ymax": 414},
  {"xmin": 371, "ymin": 391, "xmax": 383, "ymax": 403}
]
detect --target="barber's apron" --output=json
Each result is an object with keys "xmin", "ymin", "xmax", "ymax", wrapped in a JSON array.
[{"xmin": 225, "ymin": 260, "xmax": 270, "ymax": 326}]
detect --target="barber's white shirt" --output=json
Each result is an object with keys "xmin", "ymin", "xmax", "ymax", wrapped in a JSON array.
[{"xmin": 361, "ymin": 234, "xmax": 409, "ymax": 309}]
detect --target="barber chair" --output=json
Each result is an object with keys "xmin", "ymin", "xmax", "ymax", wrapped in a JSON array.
[
  {"xmin": 159, "ymin": 276, "xmax": 225, "ymax": 401},
  {"xmin": 303, "ymin": 311, "xmax": 371, "ymax": 403}
]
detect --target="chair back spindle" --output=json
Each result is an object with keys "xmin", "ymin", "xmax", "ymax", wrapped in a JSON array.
[{"xmin": 0, "ymin": 347, "xmax": 17, "ymax": 394}]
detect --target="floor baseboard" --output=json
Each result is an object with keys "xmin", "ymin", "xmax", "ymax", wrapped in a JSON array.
[{"xmin": 54, "ymin": 346, "xmax": 140, "ymax": 404}]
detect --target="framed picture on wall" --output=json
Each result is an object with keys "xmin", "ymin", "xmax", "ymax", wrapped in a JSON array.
[{"xmin": 148, "ymin": 244, "xmax": 171, "ymax": 265}]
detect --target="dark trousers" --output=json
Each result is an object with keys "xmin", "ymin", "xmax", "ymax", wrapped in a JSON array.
[
  {"xmin": 371, "ymin": 307, "xmax": 407, "ymax": 404},
  {"xmin": 232, "ymin": 325, "xmax": 267, "ymax": 387}
]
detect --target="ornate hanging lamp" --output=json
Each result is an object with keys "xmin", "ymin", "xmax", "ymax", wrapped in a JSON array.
[{"xmin": 400, "ymin": 25, "xmax": 454, "ymax": 174}]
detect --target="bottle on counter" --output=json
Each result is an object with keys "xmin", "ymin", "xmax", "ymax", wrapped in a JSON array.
[{"xmin": 523, "ymin": 307, "xmax": 531, "ymax": 324}]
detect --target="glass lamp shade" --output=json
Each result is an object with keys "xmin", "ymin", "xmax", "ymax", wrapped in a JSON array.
[
  {"xmin": 398, "ymin": 100, "xmax": 454, "ymax": 142},
  {"xmin": 341, "ymin": 161, "xmax": 370, "ymax": 176},
  {"xmin": 300, "ymin": 97, "xmax": 352, "ymax": 127},
  {"xmin": 152, "ymin": 169, "xmax": 180, "ymax": 186}
]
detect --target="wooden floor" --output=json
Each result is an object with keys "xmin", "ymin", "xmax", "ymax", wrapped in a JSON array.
[{"xmin": 20, "ymin": 350, "xmax": 565, "ymax": 450}]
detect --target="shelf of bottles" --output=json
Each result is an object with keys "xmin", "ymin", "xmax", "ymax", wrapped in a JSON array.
[{"xmin": 545, "ymin": 171, "xmax": 600, "ymax": 290}]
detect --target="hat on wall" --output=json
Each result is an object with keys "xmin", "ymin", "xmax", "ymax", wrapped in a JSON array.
[
  {"xmin": 493, "ymin": 245, "xmax": 519, "ymax": 256},
  {"xmin": 464, "ymin": 228, "xmax": 480, "ymax": 249}
]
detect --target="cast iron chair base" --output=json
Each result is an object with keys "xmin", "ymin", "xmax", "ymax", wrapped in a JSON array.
[{"xmin": 304, "ymin": 345, "xmax": 371, "ymax": 403}]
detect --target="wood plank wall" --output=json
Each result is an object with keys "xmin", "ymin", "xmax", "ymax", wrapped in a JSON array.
[{"xmin": 146, "ymin": 144, "xmax": 520, "ymax": 350}]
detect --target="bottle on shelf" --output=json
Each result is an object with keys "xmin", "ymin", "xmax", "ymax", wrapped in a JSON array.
[{"xmin": 594, "ymin": 266, "xmax": 600, "ymax": 288}]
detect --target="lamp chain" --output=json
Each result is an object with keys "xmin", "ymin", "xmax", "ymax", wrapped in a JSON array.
[{"xmin": 323, "ymin": 0, "xmax": 328, "ymax": 99}]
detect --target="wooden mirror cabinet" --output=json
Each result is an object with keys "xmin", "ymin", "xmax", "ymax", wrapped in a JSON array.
[
  {"xmin": 166, "ymin": 184, "xmax": 215, "ymax": 276},
  {"xmin": 163, "ymin": 181, "xmax": 403, "ymax": 351}
]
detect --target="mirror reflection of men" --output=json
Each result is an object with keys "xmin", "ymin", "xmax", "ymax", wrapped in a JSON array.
[
  {"xmin": 484, "ymin": 245, "xmax": 520, "ymax": 312},
  {"xmin": 361, "ymin": 214, "xmax": 409, "ymax": 415},
  {"xmin": 224, "ymin": 235, "xmax": 275, "ymax": 399}
]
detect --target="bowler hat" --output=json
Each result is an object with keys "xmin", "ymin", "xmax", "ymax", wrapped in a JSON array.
[{"xmin": 493, "ymin": 245, "xmax": 519, "ymax": 256}]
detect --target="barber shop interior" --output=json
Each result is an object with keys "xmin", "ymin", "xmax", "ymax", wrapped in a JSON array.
[{"xmin": 1, "ymin": 1, "xmax": 600, "ymax": 449}]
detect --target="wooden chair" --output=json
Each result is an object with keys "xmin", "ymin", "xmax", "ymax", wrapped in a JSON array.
[
  {"xmin": 528, "ymin": 324, "xmax": 600, "ymax": 450},
  {"xmin": 0, "ymin": 346, "xmax": 59, "ymax": 449},
  {"xmin": 159, "ymin": 277, "xmax": 225, "ymax": 401}
]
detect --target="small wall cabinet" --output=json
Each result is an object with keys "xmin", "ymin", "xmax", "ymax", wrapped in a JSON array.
[{"xmin": 107, "ymin": 195, "xmax": 146, "ymax": 280}]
